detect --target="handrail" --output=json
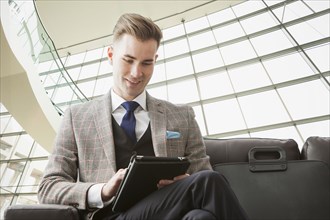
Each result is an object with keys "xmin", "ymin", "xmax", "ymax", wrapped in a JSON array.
[
  {"xmin": 32, "ymin": 0, "xmax": 89, "ymax": 103},
  {"xmin": 7, "ymin": 0, "xmax": 89, "ymax": 116}
]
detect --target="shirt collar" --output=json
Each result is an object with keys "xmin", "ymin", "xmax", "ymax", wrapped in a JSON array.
[{"xmin": 111, "ymin": 89, "xmax": 147, "ymax": 112}]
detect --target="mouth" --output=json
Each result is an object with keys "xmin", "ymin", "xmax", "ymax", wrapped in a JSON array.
[{"xmin": 125, "ymin": 78, "xmax": 141, "ymax": 86}]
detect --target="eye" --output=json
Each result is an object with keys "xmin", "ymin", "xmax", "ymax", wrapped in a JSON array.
[
  {"xmin": 123, "ymin": 58, "xmax": 133, "ymax": 64},
  {"xmin": 142, "ymin": 62, "xmax": 153, "ymax": 66}
]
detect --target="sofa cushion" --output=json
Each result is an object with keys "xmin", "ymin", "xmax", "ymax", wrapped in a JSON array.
[
  {"xmin": 4, "ymin": 204, "xmax": 79, "ymax": 220},
  {"xmin": 204, "ymin": 137, "xmax": 300, "ymax": 166},
  {"xmin": 301, "ymin": 136, "xmax": 330, "ymax": 165}
]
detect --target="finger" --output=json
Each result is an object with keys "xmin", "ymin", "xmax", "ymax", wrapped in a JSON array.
[{"xmin": 173, "ymin": 173, "xmax": 190, "ymax": 181}]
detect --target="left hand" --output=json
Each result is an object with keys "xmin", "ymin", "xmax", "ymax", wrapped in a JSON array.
[{"xmin": 157, "ymin": 173, "xmax": 190, "ymax": 189}]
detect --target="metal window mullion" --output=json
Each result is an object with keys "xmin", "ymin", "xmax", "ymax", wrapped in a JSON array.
[
  {"xmin": 239, "ymin": 0, "xmax": 304, "ymax": 142},
  {"xmin": 263, "ymin": 0, "xmax": 329, "ymax": 142},
  {"xmin": 160, "ymin": 39, "xmax": 170, "ymax": 101},
  {"xmin": 181, "ymin": 19, "xmax": 210, "ymax": 136},
  {"xmin": 227, "ymin": 4, "xmax": 258, "ymax": 137},
  {"xmin": 206, "ymin": 114, "xmax": 330, "ymax": 139},
  {"xmin": 262, "ymin": 0, "xmax": 330, "ymax": 87}
]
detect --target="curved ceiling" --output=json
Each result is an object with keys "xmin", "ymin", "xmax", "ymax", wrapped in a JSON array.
[{"xmin": 35, "ymin": 0, "xmax": 243, "ymax": 56}]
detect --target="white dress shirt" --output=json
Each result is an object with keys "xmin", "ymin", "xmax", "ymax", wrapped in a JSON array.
[{"xmin": 88, "ymin": 89, "xmax": 150, "ymax": 208}]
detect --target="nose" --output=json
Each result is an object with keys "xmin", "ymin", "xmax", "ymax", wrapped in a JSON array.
[{"xmin": 130, "ymin": 63, "xmax": 143, "ymax": 78}]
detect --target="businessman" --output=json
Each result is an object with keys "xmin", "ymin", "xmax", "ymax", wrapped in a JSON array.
[{"xmin": 38, "ymin": 13, "xmax": 248, "ymax": 220}]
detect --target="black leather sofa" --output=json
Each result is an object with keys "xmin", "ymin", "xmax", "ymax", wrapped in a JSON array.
[{"xmin": 5, "ymin": 136, "xmax": 329, "ymax": 220}]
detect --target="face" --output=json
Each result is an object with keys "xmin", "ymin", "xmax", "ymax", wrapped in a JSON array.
[{"xmin": 108, "ymin": 34, "xmax": 158, "ymax": 101}]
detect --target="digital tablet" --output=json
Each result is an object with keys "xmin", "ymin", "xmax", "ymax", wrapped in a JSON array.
[{"xmin": 111, "ymin": 155, "xmax": 190, "ymax": 212}]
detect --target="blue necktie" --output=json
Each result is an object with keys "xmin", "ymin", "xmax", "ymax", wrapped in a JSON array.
[{"xmin": 121, "ymin": 101, "xmax": 139, "ymax": 143}]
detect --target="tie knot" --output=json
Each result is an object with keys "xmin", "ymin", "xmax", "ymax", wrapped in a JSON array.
[{"xmin": 121, "ymin": 101, "xmax": 139, "ymax": 112}]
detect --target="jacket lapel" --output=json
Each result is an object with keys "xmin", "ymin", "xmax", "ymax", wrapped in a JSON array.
[
  {"xmin": 147, "ymin": 93, "xmax": 167, "ymax": 156},
  {"xmin": 92, "ymin": 91, "xmax": 117, "ymax": 173}
]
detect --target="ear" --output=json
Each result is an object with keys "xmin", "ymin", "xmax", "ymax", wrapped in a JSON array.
[{"xmin": 107, "ymin": 46, "xmax": 114, "ymax": 65}]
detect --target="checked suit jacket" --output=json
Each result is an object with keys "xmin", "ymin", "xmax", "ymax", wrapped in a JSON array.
[{"xmin": 38, "ymin": 91, "xmax": 212, "ymax": 210}]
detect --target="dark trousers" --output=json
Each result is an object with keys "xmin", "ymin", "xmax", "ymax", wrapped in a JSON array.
[{"xmin": 94, "ymin": 170, "xmax": 249, "ymax": 220}]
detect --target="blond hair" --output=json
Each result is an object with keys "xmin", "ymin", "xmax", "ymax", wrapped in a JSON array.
[{"xmin": 113, "ymin": 13, "xmax": 163, "ymax": 48}]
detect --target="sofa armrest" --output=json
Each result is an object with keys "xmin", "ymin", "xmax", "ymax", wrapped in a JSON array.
[
  {"xmin": 5, "ymin": 204, "xmax": 80, "ymax": 220},
  {"xmin": 301, "ymin": 136, "xmax": 330, "ymax": 165},
  {"xmin": 204, "ymin": 137, "xmax": 300, "ymax": 166}
]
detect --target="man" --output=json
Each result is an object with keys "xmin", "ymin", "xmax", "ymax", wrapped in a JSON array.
[{"xmin": 38, "ymin": 13, "xmax": 248, "ymax": 220}]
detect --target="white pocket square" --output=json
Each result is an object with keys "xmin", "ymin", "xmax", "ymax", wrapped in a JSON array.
[{"xmin": 166, "ymin": 131, "xmax": 181, "ymax": 139}]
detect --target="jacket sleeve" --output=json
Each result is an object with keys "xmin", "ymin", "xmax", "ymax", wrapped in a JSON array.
[
  {"xmin": 38, "ymin": 107, "xmax": 94, "ymax": 210},
  {"xmin": 184, "ymin": 106, "xmax": 212, "ymax": 173}
]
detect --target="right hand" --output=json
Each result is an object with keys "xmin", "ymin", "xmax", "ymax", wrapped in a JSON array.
[{"xmin": 101, "ymin": 168, "xmax": 127, "ymax": 202}]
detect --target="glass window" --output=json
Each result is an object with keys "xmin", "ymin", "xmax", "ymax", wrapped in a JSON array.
[
  {"xmin": 157, "ymin": 44, "xmax": 165, "ymax": 61},
  {"xmin": 19, "ymin": 160, "xmax": 48, "ymax": 193},
  {"xmin": 305, "ymin": 43, "xmax": 330, "ymax": 72},
  {"xmin": 30, "ymin": 143, "xmax": 49, "ymax": 157},
  {"xmin": 162, "ymin": 24, "xmax": 185, "ymax": 41},
  {"xmin": 207, "ymin": 8, "xmax": 236, "ymax": 26},
  {"xmin": 0, "ymin": 161, "xmax": 26, "ymax": 190},
  {"xmin": 192, "ymin": 105, "xmax": 207, "ymax": 136},
  {"xmin": 52, "ymin": 86, "xmax": 74, "ymax": 104},
  {"xmin": 163, "ymin": 38, "xmax": 189, "ymax": 58},
  {"xmin": 16, "ymin": 195, "xmax": 38, "ymax": 207},
  {"xmin": 273, "ymin": 1, "xmax": 313, "ymax": 23},
  {"xmin": 250, "ymin": 126, "xmax": 303, "ymax": 149},
  {"xmin": 66, "ymin": 66, "xmax": 82, "ymax": 82},
  {"xmin": 240, "ymin": 11, "xmax": 278, "ymax": 35},
  {"xmin": 102, "ymin": 45, "xmax": 109, "ymax": 58},
  {"xmin": 46, "ymin": 88, "xmax": 55, "ymax": 100},
  {"xmin": 94, "ymin": 76, "xmax": 113, "ymax": 97},
  {"xmin": 168, "ymin": 79, "xmax": 199, "ymax": 104},
  {"xmin": 165, "ymin": 56, "xmax": 194, "ymax": 80},
  {"xmin": 250, "ymin": 30, "xmax": 293, "ymax": 56},
  {"xmin": 305, "ymin": 0, "xmax": 330, "ymax": 12},
  {"xmin": 0, "ymin": 103, "xmax": 8, "ymax": 113},
  {"xmin": 42, "ymin": 71, "xmax": 61, "ymax": 87},
  {"xmin": 84, "ymin": 47, "xmax": 103, "ymax": 62},
  {"xmin": 278, "ymin": 80, "xmax": 330, "ymax": 120},
  {"xmin": 150, "ymin": 63, "xmax": 166, "ymax": 84},
  {"xmin": 12, "ymin": 134, "xmax": 34, "ymax": 159},
  {"xmin": 99, "ymin": 59, "xmax": 113, "ymax": 75},
  {"xmin": 78, "ymin": 62, "xmax": 100, "ymax": 80},
  {"xmin": 3, "ymin": 117, "xmax": 23, "ymax": 133},
  {"xmin": 231, "ymin": 0, "xmax": 265, "ymax": 17},
  {"xmin": 185, "ymin": 16, "xmax": 209, "ymax": 33},
  {"xmin": 262, "ymin": 52, "xmax": 314, "ymax": 83},
  {"xmin": 1, "ymin": 115, "xmax": 11, "ymax": 133},
  {"xmin": 263, "ymin": 0, "xmax": 285, "ymax": 7},
  {"xmin": 298, "ymin": 120, "xmax": 330, "ymax": 141},
  {"xmin": 204, "ymin": 99, "xmax": 246, "ymax": 134},
  {"xmin": 198, "ymin": 71, "xmax": 234, "ymax": 99},
  {"xmin": 239, "ymin": 90, "xmax": 291, "ymax": 128},
  {"xmin": 188, "ymin": 31, "xmax": 216, "ymax": 51},
  {"xmin": 287, "ymin": 14, "xmax": 330, "ymax": 45},
  {"xmin": 220, "ymin": 40, "xmax": 257, "ymax": 65},
  {"xmin": 77, "ymin": 80, "xmax": 96, "ymax": 98},
  {"xmin": 0, "ymin": 194, "xmax": 13, "ymax": 219},
  {"xmin": 228, "ymin": 62, "xmax": 272, "ymax": 92},
  {"xmin": 0, "ymin": 136, "xmax": 17, "ymax": 160},
  {"xmin": 66, "ymin": 52, "xmax": 85, "ymax": 67},
  {"xmin": 147, "ymin": 85, "xmax": 168, "ymax": 101},
  {"xmin": 213, "ymin": 22, "xmax": 245, "ymax": 43},
  {"xmin": 192, "ymin": 49, "xmax": 224, "ymax": 72},
  {"xmin": 37, "ymin": 60, "xmax": 53, "ymax": 73}
]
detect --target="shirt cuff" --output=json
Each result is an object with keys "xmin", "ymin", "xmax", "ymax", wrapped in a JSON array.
[{"xmin": 87, "ymin": 183, "xmax": 112, "ymax": 208}]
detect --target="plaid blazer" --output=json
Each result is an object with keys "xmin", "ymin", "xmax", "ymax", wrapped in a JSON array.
[{"xmin": 38, "ymin": 91, "xmax": 211, "ymax": 210}]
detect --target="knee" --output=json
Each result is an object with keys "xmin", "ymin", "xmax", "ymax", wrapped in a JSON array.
[
  {"xmin": 193, "ymin": 170, "xmax": 228, "ymax": 185},
  {"xmin": 182, "ymin": 209, "xmax": 216, "ymax": 220}
]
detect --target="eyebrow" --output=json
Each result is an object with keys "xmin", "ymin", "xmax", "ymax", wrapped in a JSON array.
[{"xmin": 123, "ymin": 54, "xmax": 154, "ymax": 63}]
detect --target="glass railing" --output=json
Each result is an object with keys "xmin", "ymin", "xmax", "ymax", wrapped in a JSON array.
[{"xmin": 6, "ymin": 0, "xmax": 89, "ymax": 115}]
